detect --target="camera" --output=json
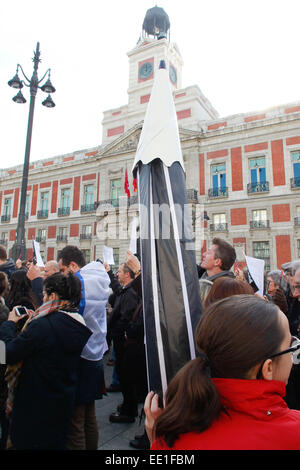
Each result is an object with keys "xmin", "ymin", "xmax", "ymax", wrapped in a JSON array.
[{"xmin": 15, "ymin": 306, "xmax": 29, "ymax": 317}]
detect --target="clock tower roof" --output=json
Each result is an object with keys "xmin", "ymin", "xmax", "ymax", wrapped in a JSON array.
[{"xmin": 142, "ymin": 5, "xmax": 170, "ymax": 39}]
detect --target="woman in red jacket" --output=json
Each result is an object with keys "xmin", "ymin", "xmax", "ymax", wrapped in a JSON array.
[{"xmin": 144, "ymin": 294, "xmax": 300, "ymax": 450}]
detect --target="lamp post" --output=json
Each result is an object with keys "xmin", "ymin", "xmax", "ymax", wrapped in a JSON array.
[{"xmin": 8, "ymin": 42, "xmax": 56, "ymax": 262}]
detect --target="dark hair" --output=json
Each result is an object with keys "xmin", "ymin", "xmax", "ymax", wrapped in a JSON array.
[
  {"xmin": 57, "ymin": 245, "xmax": 86, "ymax": 269},
  {"xmin": 154, "ymin": 295, "xmax": 284, "ymax": 447},
  {"xmin": 0, "ymin": 246, "xmax": 7, "ymax": 261},
  {"xmin": 122, "ymin": 263, "xmax": 135, "ymax": 280},
  {"xmin": 203, "ymin": 277, "xmax": 254, "ymax": 308},
  {"xmin": 7, "ymin": 269, "xmax": 39, "ymax": 310},
  {"xmin": 0, "ymin": 272, "xmax": 8, "ymax": 297},
  {"xmin": 43, "ymin": 272, "xmax": 82, "ymax": 308},
  {"xmin": 212, "ymin": 237, "xmax": 236, "ymax": 271}
]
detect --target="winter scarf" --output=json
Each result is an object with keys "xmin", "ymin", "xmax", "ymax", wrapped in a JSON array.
[{"xmin": 5, "ymin": 299, "xmax": 71, "ymax": 417}]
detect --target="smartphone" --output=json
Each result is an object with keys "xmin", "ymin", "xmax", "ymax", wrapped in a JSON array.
[{"xmin": 15, "ymin": 306, "xmax": 29, "ymax": 317}]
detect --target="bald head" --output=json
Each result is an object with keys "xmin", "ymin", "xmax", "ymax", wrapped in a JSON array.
[{"xmin": 44, "ymin": 260, "xmax": 59, "ymax": 279}]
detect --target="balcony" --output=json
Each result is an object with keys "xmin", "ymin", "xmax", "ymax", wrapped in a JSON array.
[
  {"xmin": 247, "ymin": 182, "xmax": 269, "ymax": 194},
  {"xmin": 57, "ymin": 235, "xmax": 68, "ymax": 243},
  {"xmin": 295, "ymin": 217, "xmax": 300, "ymax": 227},
  {"xmin": 0, "ymin": 239, "xmax": 8, "ymax": 246},
  {"xmin": 250, "ymin": 220, "xmax": 270, "ymax": 230},
  {"xmin": 210, "ymin": 223, "xmax": 228, "ymax": 232},
  {"xmin": 1, "ymin": 214, "xmax": 10, "ymax": 223},
  {"xmin": 58, "ymin": 207, "xmax": 70, "ymax": 217},
  {"xmin": 208, "ymin": 187, "xmax": 228, "ymax": 198},
  {"xmin": 186, "ymin": 189, "xmax": 198, "ymax": 202},
  {"xmin": 80, "ymin": 202, "xmax": 99, "ymax": 213},
  {"xmin": 291, "ymin": 177, "xmax": 300, "ymax": 189},
  {"xmin": 36, "ymin": 236, "xmax": 46, "ymax": 243},
  {"xmin": 37, "ymin": 209, "xmax": 48, "ymax": 219},
  {"xmin": 80, "ymin": 233, "xmax": 92, "ymax": 240}
]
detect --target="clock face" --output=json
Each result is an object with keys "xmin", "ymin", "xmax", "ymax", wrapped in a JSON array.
[
  {"xmin": 139, "ymin": 61, "xmax": 153, "ymax": 80},
  {"xmin": 169, "ymin": 65, "xmax": 177, "ymax": 84}
]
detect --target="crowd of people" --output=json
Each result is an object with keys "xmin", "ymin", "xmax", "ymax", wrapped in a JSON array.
[{"xmin": 0, "ymin": 237, "xmax": 300, "ymax": 449}]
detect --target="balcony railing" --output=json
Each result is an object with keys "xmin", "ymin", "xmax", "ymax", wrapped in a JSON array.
[
  {"xmin": 210, "ymin": 223, "xmax": 228, "ymax": 232},
  {"xmin": 208, "ymin": 187, "xmax": 228, "ymax": 198},
  {"xmin": 295, "ymin": 217, "xmax": 300, "ymax": 227},
  {"xmin": 80, "ymin": 233, "xmax": 92, "ymax": 240},
  {"xmin": 186, "ymin": 189, "xmax": 198, "ymax": 202},
  {"xmin": 36, "ymin": 236, "xmax": 46, "ymax": 243},
  {"xmin": 247, "ymin": 182, "xmax": 269, "ymax": 194},
  {"xmin": 250, "ymin": 220, "xmax": 270, "ymax": 229},
  {"xmin": 37, "ymin": 209, "xmax": 48, "ymax": 219},
  {"xmin": 1, "ymin": 214, "xmax": 10, "ymax": 223},
  {"xmin": 80, "ymin": 202, "xmax": 99, "ymax": 213},
  {"xmin": 0, "ymin": 239, "xmax": 8, "ymax": 246},
  {"xmin": 57, "ymin": 235, "xmax": 68, "ymax": 243},
  {"xmin": 58, "ymin": 207, "xmax": 70, "ymax": 216},
  {"xmin": 291, "ymin": 177, "xmax": 300, "ymax": 189}
]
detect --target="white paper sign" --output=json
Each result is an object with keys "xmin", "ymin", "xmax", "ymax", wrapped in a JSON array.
[
  {"xmin": 33, "ymin": 240, "xmax": 45, "ymax": 267},
  {"xmin": 245, "ymin": 254, "xmax": 265, "ymax": 296},
  {"xmin": 129, "ymin": 217, "xmax": 137, "ymax": 254},
  {"xmin": 102, "ymin": 245, "xmax": 115, "ymax": 265}
]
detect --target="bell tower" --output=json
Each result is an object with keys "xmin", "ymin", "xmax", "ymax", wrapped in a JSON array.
[{"xmin": 127, "ymin": 6, "xmax": 183, "ymax": 117}]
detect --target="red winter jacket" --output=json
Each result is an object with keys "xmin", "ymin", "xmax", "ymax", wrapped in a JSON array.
[{"xmin": 151, "ymin": 378, "xmax": 300, "ymax": 450}]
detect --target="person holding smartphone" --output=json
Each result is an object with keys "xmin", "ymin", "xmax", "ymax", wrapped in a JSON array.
[{"xmin": 0, "ymin": 272, "xmax": 92, "ymax": 450}]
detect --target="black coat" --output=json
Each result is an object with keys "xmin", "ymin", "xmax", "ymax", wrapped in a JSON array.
[{"xmin": 0, "ymin": 310, "xmax": 92, "ymax": 449}]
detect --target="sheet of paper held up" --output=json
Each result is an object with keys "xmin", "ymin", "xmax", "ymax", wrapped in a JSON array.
[
  {"xmin": 245, "ymin": 254, "xmax": 265, "ymax": 296},
  {"xmin": 129, "ymin": 217, "xmax": 137, "ymax": 254},
  {"xmin": 102, "ymin": 245, "xmax": 115, "ymax": 265},
  {"xmin": 33, "ymin": 240, "xmax": 45, "ymax": 267}
]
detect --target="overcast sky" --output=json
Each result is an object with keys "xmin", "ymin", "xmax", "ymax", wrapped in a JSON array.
[{"xmin": 1, "ymin": 0, "xmax": 300, "ymax": 169}]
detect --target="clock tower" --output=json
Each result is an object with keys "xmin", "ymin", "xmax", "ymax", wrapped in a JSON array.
[{"xmin": 101, "ymin": 6, "xmax": 218, "ymax": 144}]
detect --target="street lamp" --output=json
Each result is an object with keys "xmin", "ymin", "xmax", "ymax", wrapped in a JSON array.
[{"xmin": 8, "ymin": 42, "xmax": 56, "ymax": 262}]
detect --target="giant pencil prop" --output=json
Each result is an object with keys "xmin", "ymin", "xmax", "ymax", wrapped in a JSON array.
[{"xmin": 132, "ymin": 60, "xmax": 202, "ymax": 396}]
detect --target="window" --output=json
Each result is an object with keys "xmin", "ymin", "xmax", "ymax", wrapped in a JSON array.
[
  {"xmin": 37, "ymin": 228, "xmax": 46, "ymax": 242},
  {"xmin": 292, "ymin": 151, "xmax": 300, "ymax": 187},
  {"xmin": 40, "ymin": 192, "xmax": 49, "ymax": 211},
  {"xmin": 248, "ymin": 157, "xmax": 268, "ymax": 192},
  {"xmin": 57, "ymin": 226, "xmax": 68, "ymax": 242},
  {"xmin": 110, "ymin": 179, "xmax": 122, "ymax": 207},
  {"xmin": 112, "ymin": 247, "xmax": 119, "ymax": 271},
  {"xmin": 61, "ymin": 188, "xmax": 70, "ymax": 209},
  {"xmin": 81, "ymin": 249, "xmax": 91, "ymax": 264},
  {"xmin": 0, "ymin": 232, "xmax": 8, "ymax": 244},
  {"xmin": 297, "ymin": 240, "xmax": 300, "ymax": 258},
  {"xmin": 296, "ymin": 207, "xmax": 300, "ymax": 226},
  {"xmin": 253, "ymin": 241, "xmax": 270, "ymax": 271},
  {"xmin": 84, "ymin": 185, "xmax": 94, "ymax": 207},
  {"xmin": 211, "ymin": 163, "xmax": 226, "ymax": 196},
  {"xmin": 25, "ymin": 194, "xmax": 30, "ymax": 218},
  {"xmin": 4, "ymin": 198, "xmax": 11, "ymax": 217},
  {"xmin": 212, "ymin": 213, "xmax": 227, "ymax": 231},
  {"xmin": 251, "ymin": 209, "xmax": 268, "ymax": 228}
]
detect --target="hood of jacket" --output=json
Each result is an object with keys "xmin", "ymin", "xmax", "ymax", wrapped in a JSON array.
[
  {"xmin": 0, "ymin": 258, "xmax": 16, "ymax": 279},
  {"xmin": 45, "ymin": 310, "xmax": 92, "ymax": 355}
]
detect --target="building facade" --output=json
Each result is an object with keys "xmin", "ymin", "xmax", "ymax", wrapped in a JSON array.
[{"xmin": 1, "ymin": 7, "xmax": 300, "ymax": 271}]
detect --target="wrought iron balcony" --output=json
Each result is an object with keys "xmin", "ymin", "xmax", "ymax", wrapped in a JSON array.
[
  {"xmin": 37, "ymin": 209, "xmax": 48, "ymax": 219},
  {"xmin": 295, "ymin": 217, "xmax": 300, "ymax": 227},
  {"xmin": 57, "ymin": 235, "xmax": 68, "ymax": 243},
  {"xmin": 1, "ymin": 214, "xmax": 10, "ymax": 223},
  {"xmin": 0, "ymin": 239, "xmax": 8, "ymax": 246},
  {"xmin": 208, "ymin": 187, "xmax": 228, "ymax": 198},
  {"xmin": 58, "ymin": 207, "xmax": 70, "ymax": 216},
  {"xmin": 250, "ymin": 220, "xmax": 270, "ymax": 229},
  {"xmin": 80, "ymin": 202, "xmax": 99, "ymax": 213},
  {"xmin": 186, "ymin": 189, "xmax": 198, "ymax": 202},
  {"xmin": 80, "ymin": 233, "xmax": 92, "ymax": 240},
  {"xmin": 291, "ymin": 177, "xmax": 300, "ymax": 189},
  {"xmin": 247, "ymin": 182, "xmax": 269, "ymax": 194},
  {"xmin": 36, "ymin": 236, "xmax": 46, "ymax": 243},
  {"xmin": 210, "ymin": 223, "xmax": 228, "ymax": 232}
]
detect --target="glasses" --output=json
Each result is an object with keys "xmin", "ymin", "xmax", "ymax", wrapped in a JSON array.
[{"xmin": 269, "ymin": 336, "xmax": 300, "ymax": 365}]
